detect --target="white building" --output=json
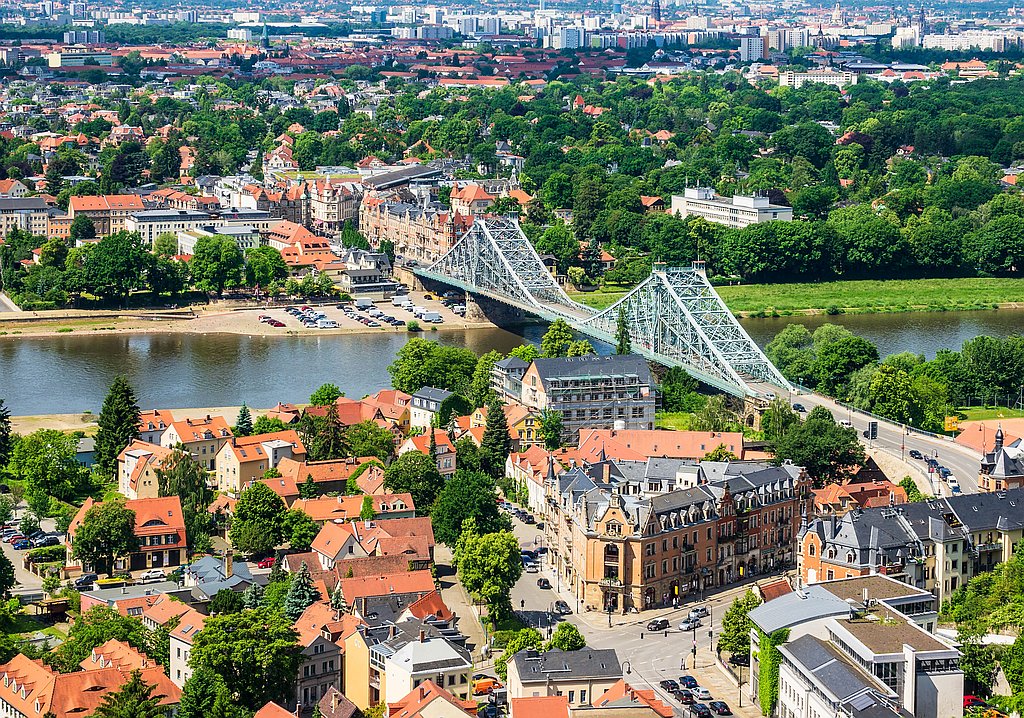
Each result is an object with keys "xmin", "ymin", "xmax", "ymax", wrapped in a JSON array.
[
  {"xmin": 168, "ymin": 608, "xmax": 206, "ymax": 688},
  {"xmin": 556, "ymin": 26, "xmax": 584, "ymax": 49},
  {"xmin": 670, "ymin": 187, "xmax": 793, "ymax": 229},
  {"xmin": 739, "ymin": 35, "xmax": 764, "ymax": 61},
  {"xmin": 923, "ymin": 31, "xmax": 1012, "ymax": 52},
  {"xmin": 382, "ymin": 636, "xmax": 473, "ymax": 704},
  {"xmin": 228, "ymin": 27, "xmax": 253, "ymax": 41},
  {"xmin": 778, "ymin": 68, "xmax": 858, "ymax": 88}
]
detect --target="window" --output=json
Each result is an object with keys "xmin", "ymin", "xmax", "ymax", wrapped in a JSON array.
[
  {"xmin": 569, "ymin": 691, "xmax": 575, "ymax": 703},
  {"xmin": 580, "ymin": 690, "xmax": 587, "ymax": 704},
  {"xmin": 808, "ymin": 544, "xmax": 816, "ymax": 557}
]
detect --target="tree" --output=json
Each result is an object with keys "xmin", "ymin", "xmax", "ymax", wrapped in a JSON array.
[
  {"xmin": 660, "ymin": 367, "xmax": 702, "ymax": 413},
  {"xmin": 8, "ymin": 430, "xmax": 90, "ymax": 504},
  {"xmin": 541, "ymin": 319, "xmax": 575, "ymax": 358},
  {"xmin": 209, "ymin": 588, "xmax": 245, "ymax": 615},
  {"xmin": 691, "ymin": 395, "xmax": 738, "ymax": 432},
  {"xmin": 346, "ymin": 421, "xmax": 395, "ymax": 462},
  {"xmin": 234, "ymin": 404, "xmax": 253, "ymax": 437},
  {"xmin": 431, "ymin": 470, "xmax": 509, "ymax": 546},
  {"xmin": 156, "ymin": 449, "xmax": 213, "ymax": 555},
  {"xmin": 300, "ymin": 403, "xmax": 349, "ymax": 461},
  {"xmin": 814, "ymin": 335, "xmax": 879, "ymax": 395},
  {"xmin": 534, "ymin": 222, "xmax": 578, "ymax": 273},
  {"xmin": 282, "ymin": 509, "xmax": 318, "ymax": 552},
  {"xmin": 566, "ymin": 340, "xmax": 594, "ymax": 357},
  {"xmin": 547, "ymin": 622, "xmax": 586, "ymax": 651},
  {"xmin": 229, "ymin": 482, "xmax": 285, "ymax": 555},
  {"xmin": 761, "ymin": 397, "xmax": 798, "ymax": 442},
  {"xmin": 69, "ymin": 214, "xmax": 96, "ymax": 243},
  {"xmin": 299, "ymin": 473, "xmax": 318, "ymax": 500},
  {"xmin": 93, "ymin": 375, "xmax": 140, "ymax": 478},
  {"xmin": 153, "ymin": 232, "xmax": 178, "ymax": 257},
  {"xmin": 242, "ymin": 582, "xmax": 265, "ymax": 610},
  {"xmin": 457, "ymin": 528, "xmax": 522, "ymax": 625},
  {"xmin": 284, "ymin": 562, "xmax": 320, "ymax": 620},
  {"xmin": 480, "ymin": 400, "xmax": 512, "ymax": 479},
  {"xmin": 309, "ymin": 383, "xmax": 342, "ymax": 406},
  {"xmin": 190, "ymin": 235, "xmax": 244, "ymax": 297},
  {"xmin": 92, "ymin": 668, "xmax": 166, "ymax": 718},
  {"xmin": 50, "ymin": 605, "xmax": 150, "ymax": 672},
  {"xmin": 387, "ymin": 339, "xmax": 479, "ymax": 396},
  {"xmin": 469, "ymin": 350, "xmax": 502, "ymax": 408},
  {"xmin": 702, "ymin": 445, "xmax": 738, "ymax": 462},
  {"xmin": 0, "ymin": 552, "xmax": 14, "ymax": 598},
  {"xmin": 177, "ymin": 666, "xmax": 243, "ymax": 718},
  {"xmin": 869, "ymin": 364, "xmax": 920, "ymax": 425},
  {"xmin": 360, "ymin": 495, "xmax": 375, "ymax": 521},
  {"xmin": 252, "ymin": 416, "xmax": 288, "ymax": 435},
  {"xmin": 0, "ymin": 399, "xmax": 11, "ymax": 468},
  {"xmin": 85, "ymin": 231, "xmax": 149, "ymax": 303},
  {"xmin": 244, "ymin": 246, "xmax": 288, "ymax": 288},
  {"xmin": 538, "ymin": 409, "xmax": 563, "ymax": 450},
  {"xmin": 771, "ymin": 407, "xmax": 865, "ymax": 485},
  {"xmin": 105, "ymin": 141, "xmax": 150, "ymax": 188},
  {"xmin": 189, "ymin": 607, "xmax": 301, "ymax": 712},
  {"xmin": 509, "ymin": 344, "xmax": 540, "ymax": 363},
  {"xmin": 899, "ymin": 476, "xmax": 928, "ymax": 503},
  {"xmin": 72, "ymin": 500, "xmax": 139, "ymax": 576},
  {"xmin": 384, "ymin": 452, "xmax": 445, "ymax": 514},
  {"xmin": 614, "ymin": 307, "xmax": 631, "ymax": 355},
  {"xmin": 718, "ymin": 589, "xmax": 761, "ymax": 657},
  {"xmin": 495, "ymin": 628, "xmax": 543, "ymax": 680}
]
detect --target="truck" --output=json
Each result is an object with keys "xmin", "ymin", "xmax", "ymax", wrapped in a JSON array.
[
  {"xmin": 354, "ymin": 298, "xmax": 374, "ymax": 310},
  {"xmin": 421, "ymin": 311, "xmax": 443, "ymax": 323},
  {"xmin": 391, "ymin": 295, "xmax": 410, "ymax": 306}
]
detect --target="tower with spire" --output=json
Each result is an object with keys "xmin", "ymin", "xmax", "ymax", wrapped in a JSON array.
[
  {"xmin": 651, "ymin": 0, "xmax": 662, "ymax": 23},
  {"xmin": 260, "ymin": 22, "xmax": 270, "ymax": 50}
]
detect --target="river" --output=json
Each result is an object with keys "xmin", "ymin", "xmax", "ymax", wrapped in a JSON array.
[{"xmin": 1, "ymin": 309, "xmax": 1021, "ymax": 415}]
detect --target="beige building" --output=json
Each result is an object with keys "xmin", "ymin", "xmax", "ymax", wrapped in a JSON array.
[
  {"xmin": 214, "ymin": 430, "xmax": 306, "ymax": 496},
  {"xmin": 670, "ymin": 186, "xmax": 792, "ymax": 229},
  {"xmin": 68, "ymin": 194, "xmax": 145, "ymax": 236},
  {"xmin": 117, "ymin": 440, "xmax": 175, "ymax": 500},
  {"xmin": 160, "ymin": 415, "xmax": 233, "ymax": 471},
  {"xmin": 169, "ymin": 608, "xmax": 206, "ymax": 688},
  {"xmin": 358, "ymin": 198, "xmax": 471, "ymax": 265},
  {"xmin": 0, "ymin": 197, "xmax": 50, "ymax": 237},
  {"xmin": 778, "ymin": 68, "xmax": 857, "ymax": 88},
  {"xmin": 507, "ymin": 648, "xmax": 621, "ymax": 707}
]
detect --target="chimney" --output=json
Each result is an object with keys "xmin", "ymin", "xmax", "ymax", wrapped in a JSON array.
[
  {"xmin": 333, "ymin": 692, "xmax": 341, "ymax": 710},
  {"xmin": 419, "ymin": 629, "xmax": 426, "ymax": 643}
]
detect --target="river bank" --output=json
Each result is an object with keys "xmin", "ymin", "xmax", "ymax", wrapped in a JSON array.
[
  {"xmin": 9, "ymin": 405, "xmax": 251, "ymax": 435},
  {"xmin": 570, "ymin": 277, "xmax": 1024, "ymax": 317},
  {"xmin": 0, "ymin": 299, "xmax": 493, "ymax": 339}
]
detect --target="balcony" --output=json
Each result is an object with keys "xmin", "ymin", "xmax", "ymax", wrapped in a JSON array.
[{"xmin": 975, "ymin": 541, "xmax": 1002, "ymax": 553}]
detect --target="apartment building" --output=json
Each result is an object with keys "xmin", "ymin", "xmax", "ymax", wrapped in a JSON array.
[
  {"xmin": 125, "ymin": 209, "xmax": 213, "ymax": 246},
  {"xmin": 507, "ymin": 648, "xmax": 621, "ymax": 705},
  {"xmin": 778, "ymin": 68, "xmax": 858, "ymax": 88},
  {"xmin": 68, "ymin": 496, "xmax": 187, "ymax": 573},
  {"xmin": 68, "ymin": 194, "xmax": 145, "ymax": 236},
  {"xmin": 358, "ymin": 198, "xmax": 472, "ymax": 265},
  {"xmin": 0, "ymin": 197, "xmax": 50, "ymax": 237},
  {"xmin": 160, "ymin": 414, "xmax": 234, "ymax": 470},
  {"xmin": 670, "ymin": 187, "xmax": 792, "ymax": 229},
  {"xmin": 749, "ymin": 575, "xmax": 962, "ymax": 718},
  {"xmin": 47, "ymin": 46, "xmax": 113, "ymax": 67},
  {"xmin": 499, "ymin": 355, "xmax": 656, "ymax": 443},
  {"xmin": 798, "ymin": 488, "xmax": 1024, "ymax": 604},
  {"xmin": 310, "ymin": 179, "xmax": 361, "ymax": 235},
  {"xmin": 168, "ymin": 607, "xmax": 206, "ymax": 688},
  {"xmin": 117, "ymin": 439, "xmax": 174, "ymax": 499},
  {"xmin": 543, "ymin": 458, "xmax": 809, "ymax": 612},
  {"xmin": 215, "ymin": 430, "xmax": 307, "ymax": 496}
]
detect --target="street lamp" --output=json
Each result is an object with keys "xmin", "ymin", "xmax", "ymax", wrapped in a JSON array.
[{"xmin": 621, "ymin": 660, "xmax": 631, "ymax": 676}]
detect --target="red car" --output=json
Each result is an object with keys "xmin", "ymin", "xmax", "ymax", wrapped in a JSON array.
[
  {"xmin": 964, "ymin": 696, "xmax": 987, "ymax": 710},
  {"xmin": 257, "ymin": 557, "xmax": 276, "ymax": 569}
]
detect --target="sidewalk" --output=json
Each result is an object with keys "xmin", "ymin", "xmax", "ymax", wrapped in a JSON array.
[{"xmin": 435, "ymin": 543, "xmax": 490, "ymax": 662}]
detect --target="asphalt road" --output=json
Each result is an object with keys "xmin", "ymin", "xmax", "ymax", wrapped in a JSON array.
[{"xmin": 792, "ymin": 390, "xmax": 983, "ymax": 496}]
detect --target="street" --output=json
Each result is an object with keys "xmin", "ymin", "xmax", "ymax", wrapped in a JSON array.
[
  {"xmin": 507, "ymin": 517, "xmax": 762, "ymax": 718},
  {"xmin": 794, "ymin": 391, "xmax": 982, "ymax": 495}
]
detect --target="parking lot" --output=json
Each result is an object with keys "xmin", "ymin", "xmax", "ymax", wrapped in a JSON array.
[
  {"xmin": 1, "ymin": 517, "xmax": 61, "ymax": 593},
  {"xmin": 235, "ymin": 293, "xmax": 474, "ymax": 334}
]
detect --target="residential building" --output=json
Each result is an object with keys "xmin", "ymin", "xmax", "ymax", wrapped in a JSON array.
[
  {"xmin": 358, "ymin": 198, "xmax": 471, "ymax": 265},
  {"xmin": 670, "ymin": 187, "xmax": 792, "ymax": 229},
  {"xmin": 0, "ymin": 654, "xmax": 180, "ymax": 717},
  {"xmin": 409, "ymin": 388, "xmax": 455, "ymax": 431},
  {"xmin": 117, "ymin": 439, "xmax": 174, "ymax": 500},
  {"xmin": 168, "ymin": 607, "xmax": 207, "ymax": 687},
  {"xmin": 311, "ymin": 518, "xmax": 436, "ymax": 572},
  {"xmin": 319, "ymin": 687, "xmax": 360, "ymax": 718},
  {"xmin": 310, "ymin": 179, "xmax": 361, "ymax": 235},
  {"xmin": 138, "ymin": 409, "xmax": 175, "ymax": 444},
  {"xmin": 584, "ymin": 680, "xmax": 674, "ymax": 718},
  {"xmin": 500, "ymin": 355, "xmax": 656, "ymax": 443},
  {"xmin": 798, "ymin": 488, "xmax": 1024, "ymax": 604},
  {"xmin": 67, "ymin": 496, "xmax": 187, "ymax": 573},
  {"xmin": 778, "ymin": 68, "xmax": 858, "ymax": 88},
  {"xmin": 0, "ymin": 197, "xmax": 50, "ymax": 237},
  {"xmin": 67, "ymin": 194, "xmax": 145, "ymax": 236},
  {"xmin": 397, "ymin": 430, "xmax": 457, "ymax": 478},
  {"xmin": 738, "ymin": 35, "xmax": 764, "ymax": 61},
  {"xmin": 492, "ymin": 356, "xmax": 529, "ymax": 403},
  {"xmin": 160, "ymin": 414, "xmax": 233, "ymax": 470},
  {"xmin": 294, "ymin": 601, "xmax": 345, "ymax": 711},
  {"xmin": 215, "ymin": 430, "xmax": 307, "ymax": 496},
  {"xmin": 449, "ymin": 183, "xmax": 495, "ymax": 215},
  {"xmin": 0, "ymin": 179, "xmax": 29, "ymax": 198},
  {"xmin": 387, "ymin": 680, "xmax": 477, "ymax": 718},
  {"xmin": 507, "ymin": 648, "xmax": 621, "ymax": 706},
  {"xmin": 270, "ymin": 456, "xmax": 387, "ymax": 504},
  {"xmin": 291, "ymin": 493, "xmax": 416, "ymax": 525},
  {"xmin": 47, "ymin": 46, "xmax": 113, "ymax": 67},
  {"xmin": 812, "ymin": 479, "xmax": 907, "ymax": 516},
  {"xmin": 978, "ymin": 426, "xmax": 1024, "ymax": 492},
  {"xmin": 125, "ymin": 209, "xmax": 212, "ymax": 246},
  {"xmin": 383, "ymin": 633, "xmax": 473, "ymax": 703}
]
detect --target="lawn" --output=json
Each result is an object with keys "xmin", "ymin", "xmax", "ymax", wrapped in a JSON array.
[
  {"xmin": 714, "ymin": 278, "xmax": 1024, "ymax": 316},
  {"xmin": 573, "ymin": 278, "xmax": 1024, "ymax": 316},
  {"xmin": 656, "ymin": 411, "xmax": 694, "ymax": 430},
  {"xmin": 957, "ymin": 406, "xmax": 1024, "ymax": 422}
]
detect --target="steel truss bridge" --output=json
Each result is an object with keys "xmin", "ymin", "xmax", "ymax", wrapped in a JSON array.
[{"xmin": 414, "ymin": 216, "xmax": 790, "ymax": 398}]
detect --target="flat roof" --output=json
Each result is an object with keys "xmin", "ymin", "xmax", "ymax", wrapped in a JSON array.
[
  {"xmin": 817, "ymin": 575, "xmax": 932, "ymax": 605},
  {"xmin": 836, "ymin": 610, "xmax": 952, "ymax": 654}
]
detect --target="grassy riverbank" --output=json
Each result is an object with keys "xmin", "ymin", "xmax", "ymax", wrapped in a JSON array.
[{"xmin": 570, "ymin": 278, "xmax": 1024, "ymax": 317}]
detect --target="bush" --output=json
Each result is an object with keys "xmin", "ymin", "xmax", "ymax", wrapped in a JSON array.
[
  {"xmin": 26, "ymin": 545, "xmax": 65, "ymax": 563},
  {"xmin": 406, "ymin": 320, "xmax": 420, "ymax": 332}
]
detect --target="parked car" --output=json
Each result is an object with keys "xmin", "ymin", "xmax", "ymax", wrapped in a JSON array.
[
  {"xmin": 523, "ymin": 514, "xmax": 536, "ymax": 525},
  {"xmin": 791, "ymin": 403, "xmax": 806, "ymax": 412},
  {"xmin": 689, "ymin": 705, "xmax": 712, "ymax": 718},
  {"xmin": 708, "ymin": 701, "xmax": 732, "ymax": 716},
  {"xmin": 524, "ymin": 561, "xmax": 539, "ymax": 573},
  {"xmin": 12, "ymin": 539, "xmax": 30, "ymax": 550},
  {"xmin": 537, "ymin": 578, "xmax": 551, "ymax": 589},
  {"xmin": 520, "ymin": 549, "xmax": 537, "ymax": 560},
  {"xmin": 909, "ymin": 449, "xmax": 923, "ymax": 460},
  {"xmin": 693, "ymin": 687, "xmax": 712, "ymax": 701},
  {"xmin": 938, "ymin": 466, "xmax": 952, "ymax": 478},
  {"xmin": 948, "ymin": 477, "xmax": 962, "ymax": 494},
  {"xmin": 688, "ymin": 606, "xmax": 709, "ymax": 619},
  {"xmin": 679, "ymin": 676, "xmax": 699, "ymax": 689},
  {"xmin": 658, "ymin": 680, "xmax": 679, "ymax": 692},
  {"xmin": 554, "ymin": 600, "xmax": 572, "ymax": 615},
  {"xmin": 257, "ymin": 557, "xmax": 276, "ymax": 569},
  {"xmin": 139, "ymin": 568, "xmax": 165, "ymax": 582},
  {"xmin": 728, "ymin": 653, "xmax": 750, "ymax": 667},
  {"xmin": 30, "ymin": 535, "xmax": 59, "ymax": 548},
  {"xmin": 4, "ymin": 534, "xmax": 24, "ymax": 544},
  {"xmin": 473, "ymin": 677, "xmax": 502, "ymax": 696},
  {"xmin": 73, "ymin": 573, "xmax": 98, "ymax": 589},
  {"xmin": 678, "ymin": 617, "xmax": 703, "ymax": 631},
  {"xmin": 647, "ymin": 619, "xmax": 670, "ymax": 631},
  {"xmin": 674, "ymin": 690, "xmax": 694, "ymax": 705}
]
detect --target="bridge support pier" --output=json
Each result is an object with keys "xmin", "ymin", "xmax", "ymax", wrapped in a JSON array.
[
  {"xmin": 464, "ymin": 294, "xmax": 529, "ymax": 325},
  {"xmin": 741, "ymin": 397, "xmax": 768, "ymax": 431}
]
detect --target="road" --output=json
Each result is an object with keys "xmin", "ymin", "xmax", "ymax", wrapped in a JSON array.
[
  {"xmin": 793, "ymin": 390, "xmax": 983, "ymax": 496},
  {"xmin": 507, "ymin": 518, "xmax": 761, "ymax": 718}
]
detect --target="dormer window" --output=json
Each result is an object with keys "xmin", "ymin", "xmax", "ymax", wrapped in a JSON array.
[{"xmin": 606, "ymin": 521, "xmax": 621, "ymax": 536}]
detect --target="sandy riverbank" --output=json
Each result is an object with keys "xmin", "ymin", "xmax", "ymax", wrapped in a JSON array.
[
  {"xmin": 0, "ymin": 301, "xmax": 494, "ymax": 339},
  {"xmin": 10, "ymin": 405, "xmax": 271, "ymax": 434}
]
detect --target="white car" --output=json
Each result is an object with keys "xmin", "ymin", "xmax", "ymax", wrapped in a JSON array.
[
  {"xmin": 947, "ymin": 477, "xmax": 961, "ymax": 494},
  {"xmin": 139, "ymin": 568, "xmax": 165, "ymax": 582},
  {"xmin": 693, "ymin": 687, "xmax": 712, "ymax": 701},
  {"xmin": 678, "ymin": 617, "xmax": 702, "ymax": 631}
]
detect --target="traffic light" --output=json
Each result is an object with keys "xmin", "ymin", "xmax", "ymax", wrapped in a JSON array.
[{"xmin": 868, "ymin": 421, "xmax": 878, "ymax": 440}]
